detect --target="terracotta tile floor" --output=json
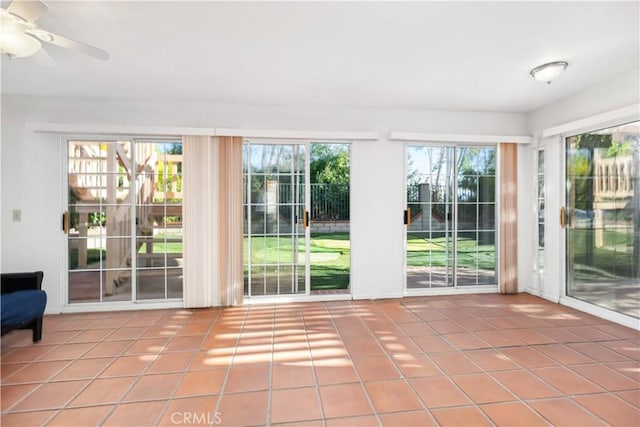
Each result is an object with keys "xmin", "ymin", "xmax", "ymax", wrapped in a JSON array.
[{"xmin": 1, "ymin": 293, "xmax": 639, "ymax": 426}]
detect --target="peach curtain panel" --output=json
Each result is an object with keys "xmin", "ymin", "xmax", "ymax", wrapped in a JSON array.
[
  {"xmin": 182, "ymin": 135, "xmax": 217, "ymax": 308},
  {"xmin": 499, "ymin": 143, "xmax": 518, "ymax": 294},
  {"xmin": 217, "ymin": 136, "xmax": 244, "ymax": 306},
  {"xmin": 182, "ymin": 135, "xmax": 244, "ymax": 307}
]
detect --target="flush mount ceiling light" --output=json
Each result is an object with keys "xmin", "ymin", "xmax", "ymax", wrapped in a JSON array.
[
  {"xmin": 530, "ymin": 61, "xmax": 568, "ymax": 84},
  {"xmin": 0, "ymin": 10, "xmax": 41, "ymax": 57}
]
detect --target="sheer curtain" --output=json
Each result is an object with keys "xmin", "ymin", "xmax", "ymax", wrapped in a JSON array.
[
  {"xmin": 499, "ymin": 143, "xmax": 518, "ymax": 294},
  {"xmin": 217, "ymin": 136, "xmax": 244, "ymax": 306},
  {"xmin": 182, "ymin": 136, "xmax": 217, "ymax": 307},
  {"xmin": 182, "ymin": 135, "xmax": 243, "ymax": 307}
]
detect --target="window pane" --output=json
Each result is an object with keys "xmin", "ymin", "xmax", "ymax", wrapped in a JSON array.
[
  {"xmin": 566, "ymin": 121, "xmax": 640, "ymax": 318},
  {"xmin": 537, "ymin": 149, "xmax": 545, "ymax": 273},
  {"xmin": 134, "ymin": 141, "xmax": 183, "ymax": 301}
]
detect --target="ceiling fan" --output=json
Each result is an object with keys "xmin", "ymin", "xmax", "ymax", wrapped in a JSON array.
[{"xmin": 0, "ymin": 0, "xmax": 108, "ymax": 60}]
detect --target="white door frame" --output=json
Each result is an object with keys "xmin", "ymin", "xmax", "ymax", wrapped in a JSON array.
[
  {"xmin": 532, "ymin": 135, "xmax": 563, "ymax": 302},
  {"xmin": 61, "ymin": 135, "xmax": 183, "ymax": 313}
]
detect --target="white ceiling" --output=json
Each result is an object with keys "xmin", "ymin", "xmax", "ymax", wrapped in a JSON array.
[{"xmin": 1, "ymin": 1, "xmax": 638, "ymax": 113}]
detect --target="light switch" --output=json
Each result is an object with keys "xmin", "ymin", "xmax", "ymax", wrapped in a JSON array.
[{"xmin": 12, "ymin": 209, "xmax": 21, "ymax": 222}]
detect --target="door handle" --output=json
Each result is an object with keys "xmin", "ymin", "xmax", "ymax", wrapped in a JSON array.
[
  {"xmin": 404, "ymin": 208, "xmax": 411, "ymax": 226},
  {"xmin": 304, "ymin": 210, "xmax": 309, "ymax": 228},
  {"xmin": 62, "ymin": 211, "xmax": 69, "ymax": 234},
  {"xmin": 560, "ymin": 207, "xmax": 566, "ymax": 228}
]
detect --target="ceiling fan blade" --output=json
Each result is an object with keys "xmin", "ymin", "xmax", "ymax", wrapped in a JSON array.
[
  {"xmin": 30, "ymin": 47, "xmax": 56, "ymax": 67},
  {"xmin": 6, "ymin": 0, "xmax": 48, "ymax": 23},
  {"xmin": 30, "ymin": 29, "xmax": 109, "ymax": 61}
]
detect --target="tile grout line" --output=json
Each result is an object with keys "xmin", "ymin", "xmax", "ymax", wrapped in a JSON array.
[
  {"xmin": 95, "ymin": 313, "xmax": 175, "ymax": 426},
  {"xmin": 264, "ymin": 304, "xmax": 275, "ymax": 427},
  {"xmin": 401, "ymin": 300, "xmax": 569, "ymax": 424},
  {"xmin": 329, "ymin": 302, "xmax": 385, "ymax": 427},
  {"xmin": 7, "ymin": 319, "xmax": 134, "ymax": 424},
  {"xmin": 374, "ymin": 302, "xmax": 487, "ymax": 425},
  {"xmin": 1, "ymin": 315, "xmax": 152, "ymax": 417},
  {"xmin": 404, "ymin": 298, "xmax": 633, "ymax": 425},
  {"xmin": 303, "ymin": 302, "xmax": 329, "ymax": 427},
  {"xmin": 211, "ymin": 306, "xmax": 250, "ymax": 426},
  {"xmin": 152, "ymin": 308, "xmax": 222, "ymax": 427},
  {"xmin": 92, "ymin": 309, "xmax": 204, "ymax": 426},
  {"xmin": 1, "ymin": 296, "xmax": 637, "ymax": 426}
]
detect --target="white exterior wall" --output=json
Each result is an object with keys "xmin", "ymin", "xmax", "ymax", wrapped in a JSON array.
[{"xmin": 2, "ymin": 94, "xmax": 530, "ymax": 313}]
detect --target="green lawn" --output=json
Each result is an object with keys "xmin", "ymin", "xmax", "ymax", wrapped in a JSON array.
[
  {"xmin": 568, "ymin": 228, "xmax": 636, "ymax": 279},
  {"xmin": 406, "ymin": 234, "xmax": 496, "ymax": 271},
  {"xmin": 244, "ymin": 232, "xmax": 496, "ymax": 292},
  {"xmin": 137, "ymin": 239, "xmax": 183, "ymax": 254},
  {"xmin": 244, "ymin": 233, "xmax": 350, "ymax": 290},
  {"xmin": 309, "ymin": 233, "xmax": 350, "ymax": 289},
  {"xmin": 69, "ymin": 248, "xmax": 105, "ymax": 269}
]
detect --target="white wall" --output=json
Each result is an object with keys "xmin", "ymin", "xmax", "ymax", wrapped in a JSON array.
[
  {"xmin": 350, "ymin": 140, "xmax": 406, "ymax": 300},
  {"xmin": 528, "ymin": 66, "xmax": 640, "ymax": 135},
  {"xmin": 524, "ymin": 66, "xmax": 640, "ymax": 305},
  {"xmin": 1, "ymin": 105, "xmax": 64, "ymax": 314},
  {"xmin": 1, "ymin": 95, "xmax": 529, "ymax": 313}
]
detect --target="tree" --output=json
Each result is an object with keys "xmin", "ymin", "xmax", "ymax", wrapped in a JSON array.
[
  {"xmin": 569, "ymin": 133, "xmax": 611, "ymax": 210},
  {"xmin": 310, "ymin": 144, "xmax": 349, "ymax": 185},
  {"xmin": 167, "ymin": 143, "xmax": 182, "ymax": 155},
  {"xmin": 309, "ymin": 144, "xmax": 350, "ymax": 220}
]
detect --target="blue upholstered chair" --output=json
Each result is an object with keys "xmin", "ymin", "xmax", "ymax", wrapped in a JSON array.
[{"xmin": 1, "ymin": 271, "xmax": 47, "ymax": 342}]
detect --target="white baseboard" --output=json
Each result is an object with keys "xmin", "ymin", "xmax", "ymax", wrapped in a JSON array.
[
  {"xmin": 524, "ymin": 287, "xmax": 540, "ymax": 296},
  {"xmin": 404, "ymin": 286, "xmax": 498, "ymax": 297},
  {"xmin": 58, "ymin": 300, "xmax": 183, "ymax": 314},
  {"xmin": 540, "ymin": 290, "xmax": 560, "ymax": 303},
  {"xmin": 243, "ymin": 294, "xmax": 352, "ymax": 305},
  {"xmin": 352, "ymin": 292, "xmax": 402, "ymax": 301},
  {"xmin": 560, "ymin": 296, "xmax": 640, "ymax": 330}
]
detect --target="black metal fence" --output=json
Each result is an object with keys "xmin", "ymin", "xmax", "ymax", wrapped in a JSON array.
[
  {"xmin": 248, "ymin": 182, "xmax": 350, "ymax": 222},
  {"xmin": 310, "ymin": 183, "xmax": 350, "ymax": 220}
]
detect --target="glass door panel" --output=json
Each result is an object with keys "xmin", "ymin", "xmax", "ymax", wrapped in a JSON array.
[
  {"xmin": 68, "ymin": 140, "xmax": 133, "ymax": 302},
  {"xmin": 537, "ymin": 149, "xmax": 546, "ymax": 273},
  {"xmin": 308, "ymin": 143, "xmax": 351, "ymax": 292},
  {"xmin": 406, "ymin": 145, "xmax": 497, "ymax": 290},
  {"xmin": 134, "ymin": 140, "xmax": 184, "ymax": 300},
  {"xmin": 244, "ymin": 143, "xmax": 307, "ymax": 296},
  {"xmin": 406, "ymin": 146, "xmax": 454, "ymax": 288},
  {"xmin": 456, "ymin": 147, "xmax": 497, "ymax": 286},
  {"xmin": 566, "ymin": 121, "xmax": 640, "ymax": 318}
]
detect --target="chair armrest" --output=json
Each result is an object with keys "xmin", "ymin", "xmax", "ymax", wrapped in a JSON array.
[{"xmin": 1, "ymin": 271, "xmax": 44, "ymax": 294}]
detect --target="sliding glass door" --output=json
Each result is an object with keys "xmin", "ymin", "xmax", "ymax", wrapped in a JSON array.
[
  {"xmin": 406, "ymin": 145, "xmax": 497, "ymax": 290},
  {"xmin": 565, "ymin": 121, "xmax": 640, "ymax": 318},
  {"xmin": 243, "ymin": 141, "xmax": 351, "ymax": 298}
]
